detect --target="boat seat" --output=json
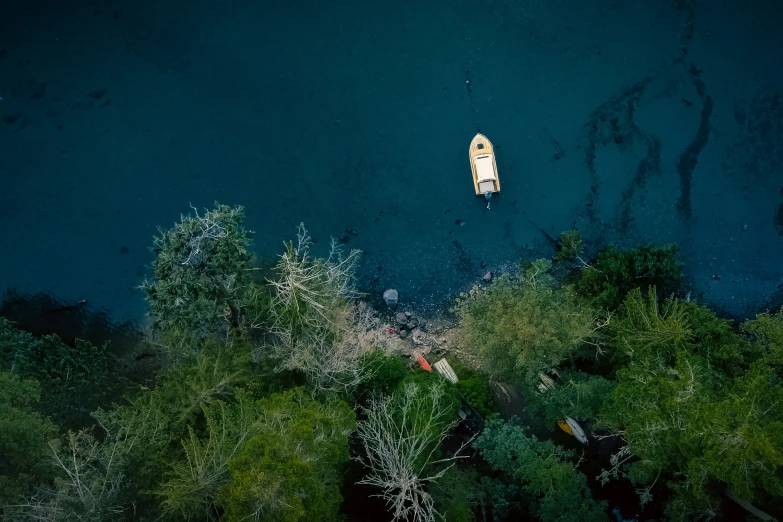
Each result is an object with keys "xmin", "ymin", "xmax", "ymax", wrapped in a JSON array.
[{"xmin": 478, "ymin": 180, "xmax": 495, "ymax": 193}]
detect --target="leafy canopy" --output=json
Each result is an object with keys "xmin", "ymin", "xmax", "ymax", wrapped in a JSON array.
[
  {"xmin": 573, "ymin": 244, "xmax": 683, "ymax": 311},
  {"xmin": 554, "ymin": 229, "xmax": 583, "ymax": 263},
  {"xmin": 0, "ymin": 318, "xmax": 128, "ymax": 429},
  {"xmin": 453, "ymin": 259, "xmax": 602, "ymax": 385},
  {"xmin": 0, "ymin": 372, "xmax": 58, "ymax": 508},
  {"xmin": 217, "ymin": 389, "xmax": 355, "ymax": 522},
  {"xmin": 475, "ymin": 417, "xmax": 607, "ymax": 522},
  {"xmin": 526, "ymin": 369, "xmax": 615, "ymax": 427},
  {"xmin": 141, "ymin": 203, "xmax": 270, "ymax": 345},
  {"xmin": 742, "ymin": 307, "xmax": 783, "ymax": 370},
  {"xmin": 600, "ymin": 290, "xmax": 783, "ymax": 517}
]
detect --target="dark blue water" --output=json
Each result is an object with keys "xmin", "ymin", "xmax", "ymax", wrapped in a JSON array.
[{"xmin": 1, "ymin": 0, "xmax": 782, "ymax": 323}]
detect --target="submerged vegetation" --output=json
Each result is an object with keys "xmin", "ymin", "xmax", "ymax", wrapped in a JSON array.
[{"xmin": 1, "ymin": 202, "xmax": 782, "ymax": 521}]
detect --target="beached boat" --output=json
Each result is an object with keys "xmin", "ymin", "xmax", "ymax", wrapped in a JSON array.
[
  {"xmin": 537, "ymin": 372, "xmax": 556, "ymax": 393},
  {"xmin": 433, "ymin": 358, "xmax": 459, "ymax": 384},
  {"xmin": 536, "ymin": 369, "xmax": 591, "ymax": 443},
  {"xmin": 417, "ymin": 353, "xmax": 432, "ymax": 372},
  {"xmin": 557, "ymin": 417, "xmax": 589, "ymax": 444},
  {"xmin": 725, "ymin": 487, "xmax": 777, "ymax": 521},
  {"xmin": 469, "ymin": 133, "xmax": 500, "ymax": 208}
]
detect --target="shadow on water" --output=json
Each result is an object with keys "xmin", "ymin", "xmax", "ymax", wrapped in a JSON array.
[{"xmin": 0, "ymin": 289, "xmax": 159, "ymax": 385}]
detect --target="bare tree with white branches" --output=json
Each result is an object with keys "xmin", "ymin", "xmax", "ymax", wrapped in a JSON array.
[
  {"xmin": 355, "ymin": 381, "xmax": 470, "ymax": 522},
  {"xmin": 273, "ymin": 301, "xmax": 389, "ymax": 393},
  {"xmin": 8, "ymin": 395, "xmax": 169, "ymax": 521},
  {"xmin": 268, "ymin": 224, "xmax": 362, "ymax": 326},
  {"xmin": 267, "ymin": 224, "xmax": 383, "ymax": 393}
]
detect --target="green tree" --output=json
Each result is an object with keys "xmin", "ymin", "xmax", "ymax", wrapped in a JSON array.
[
  {"xmin": 156, "ymin": 347, "xmax": 249, "ymax": 428},
  {"xmin": 141, "ymin": 203, "xmax": 270, "ymax": 346},
  {"xmin": 526, "ymin": 369, "xmax": 615, "ymax": 427},
  {"xmin": 694, "ymin": 361, "xmax": 783, "ymax": 502},
  {"xmin": 600, "ymin": 349, "xmax": 716, "ymax": 481},
  {"xmin": 0, "ymin": 373, "xmax": 58, "ymax": 509},
  {"xmin": 599, "ymin": 292, "xmax": 783, "ymax": 518},
  {"xmin": 453, "ymin": 259, "xmax": 605, "ymax": 385},
  {"xmin": 573, "ymin": 244, "xmax": 683, "ymax": 311},
  {"xmin": 430, "ymin": 467, "xmax": 482, "ymax": 522},
  {"xmin": 683, "ymin": 299, "xmax": 758, "ymax": 377},
  {"xmin": 354, "ymin": 350, "xmax": 409, "ymax": 403},
  {"xmin": 611, "ymin": 288, "xmax": 757, "ymax": 379},
  {"xmin": 430, "ymin": 466, "xmax": 521, "ymax": 522},
  {"xmin": 0, "ymin": 318, "xmax": 128, "ymax": 429},
  {"xmin": 601, "ymin": 350, "xmax": 783, "ymax": 518},
  {"xmin": 609, "ymin": 287, "xmax": 692, "ymax": 378},
  {"xmin": 157, "ymin": 393, "xmax": 260, "ymax": 520},
  {"xmin": 217, "ymin": 389, "xmax": 355, "ymax": 522},
  {"xmin": 475, "ymin": 417, "xmax": 607, "ymax": 522},
  {"xmin": 554, "ymin": 229, "xmax": 583, "ymax": 262},
  {"xmin": 0, "ymin": 317, "xmax": 37, "ymax": 370},
  {"xmin": 94, "ymin": 391, "xmax": 176, "ymax": 517},
  {"xmin": 742, "ymin": 307, "xmax": 783, "ymax": 368}
]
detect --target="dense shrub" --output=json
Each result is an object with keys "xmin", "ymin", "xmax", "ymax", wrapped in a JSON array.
[
  {"xmin": 456, "ymin": 376, "xmax": 495, "ymax": 418},
  {"xmin": 447, "ymin": 358, "xmax": 496, "ymax": 417},
  {"xmin": 354, "ymin": 350, "xmax": 409, "ymax": 403}
]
